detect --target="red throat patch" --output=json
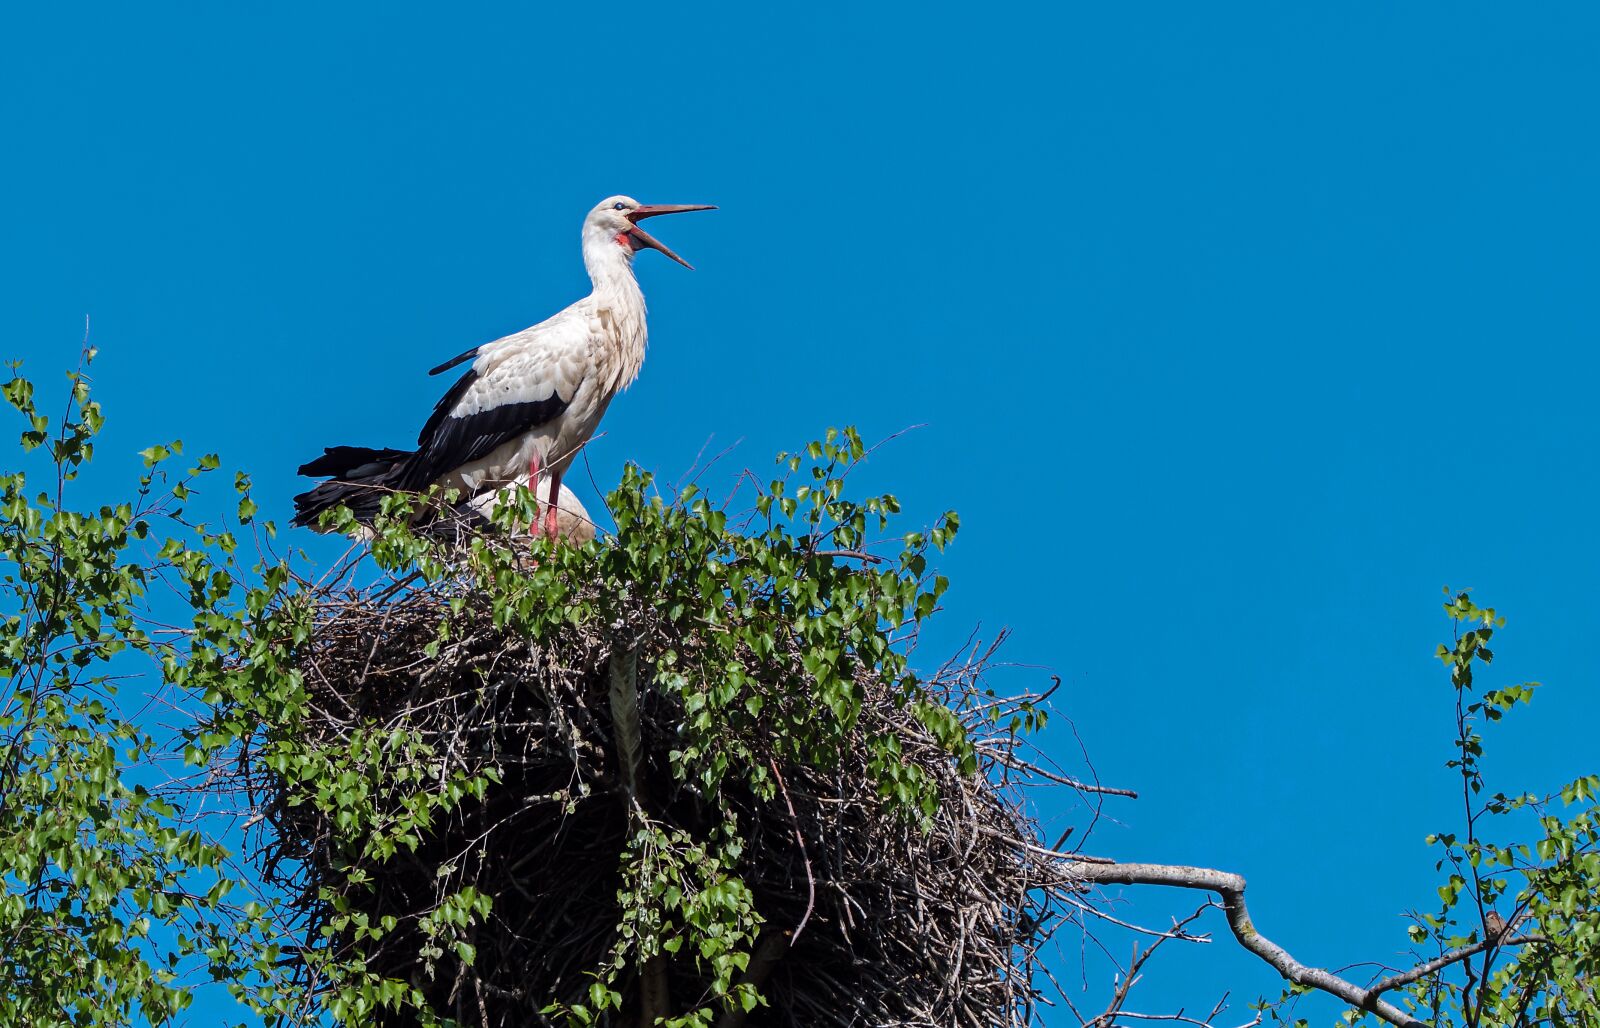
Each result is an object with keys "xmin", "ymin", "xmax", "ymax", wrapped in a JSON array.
[{"xmin": 615, "ymin": 231, "xmax": 637, "ymax": 251}]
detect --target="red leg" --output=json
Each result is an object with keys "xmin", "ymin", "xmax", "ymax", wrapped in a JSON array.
[
  {"xmin": 527, "ymin": 451, "xmax": 543, "ymax": 529},
  {"xmin": 543, "ymin": 467, "xmax": 563, "ymax": 540}
]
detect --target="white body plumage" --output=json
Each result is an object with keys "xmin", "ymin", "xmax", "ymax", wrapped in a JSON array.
[
  {"xmin": 464, "ymin": 476, "xmax": 597, "ymax": 545},
  {"xmin": 439, "ymin": 243, "xmax": 648, "ymax": 497}
]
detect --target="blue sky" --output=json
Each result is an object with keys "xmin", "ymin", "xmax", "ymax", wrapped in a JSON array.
[{"xmin": 4, "ymin": 3, "xmax": 1598, "ymax": 1024}]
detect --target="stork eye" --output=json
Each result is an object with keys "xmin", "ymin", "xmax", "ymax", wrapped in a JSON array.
[{"xmin": 613, "ymin": 202, "xmax": 629, "ymax": 211}]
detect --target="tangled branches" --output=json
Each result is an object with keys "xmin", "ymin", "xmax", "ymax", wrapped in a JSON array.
[{"xmin": 241, "ymin": 563, "xmax": 1092, "ymax": 1027}]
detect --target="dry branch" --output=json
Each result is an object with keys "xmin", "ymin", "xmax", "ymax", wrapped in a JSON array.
[{"xmin": 1065, "ymin": 861, "xmax": 1545, "ymax": 1028}]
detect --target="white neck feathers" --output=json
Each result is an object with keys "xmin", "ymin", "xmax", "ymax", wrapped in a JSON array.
[{"xmin": 582, "ymin": 227, "xmax": 649, "ymax": 395}]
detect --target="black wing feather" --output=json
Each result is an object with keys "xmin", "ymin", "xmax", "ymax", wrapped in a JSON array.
[
  {"xmin": 298, "ymin": 445, "xmax": 412, "ymax": 478},
  {"xmin": 396, "ymin": 368, "xmax": 573, "ymax": 490},
  {"xmin": 291, "ymin": 446, "xmax": 411, "ymax": 528},
  {"xmin": 428, "ymin": 347, "xmax": 479, "ymax": 376}
]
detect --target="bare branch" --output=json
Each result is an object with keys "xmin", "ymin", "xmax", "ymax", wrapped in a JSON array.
[
  {"xmin": 812, "ymin": 549, "xmax": 885, "ymax": 564},
  {"xmin": 1373, "ymin": 935, "xmax": 1545, "ymax": 995},
  {"xmin": 974, "ymin": 742, "xmax": 1141, "ymax": 798},
  {"xmin": 768, "ymin": 757, "xmax": 816, "ymax": 943},
  {"xmin": 1110, "ymin": 1010, "xmax": 1262, "ymax": 1028},
  {"xmin": 1068, "ymin": 861, "xmax": 1428, "ymax": 1028},
  {"xmin": 1067, "ymin": 894, "xmax": 1215, "ymax": 942},
  {"xmin": 1090, "ymin": 904, "xmax": 1214, "ymax": 1027}
]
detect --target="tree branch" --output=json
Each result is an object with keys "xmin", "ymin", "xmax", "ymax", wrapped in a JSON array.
[
  {"xmin": 1091, "ymin": 904, "xmax": 1215, "ymax": 1027},
  {"xmin": 768, "ymin": 758, "xmax": 815, "ymax": 943},
  {"xmin": 714, "ymin": 929, "xmax": 792, "ymax": 1028},
  {"xmin": 609, "ymin": 644, "xmax": 670, "ymax": 1028},
  {"xmin": 1372, "ymin": 935, "xmax": 1544, "ymax": 995},
  {"xmin": 1068, "ymin": 862, "xmax": 1428, "ymax": 1028}
]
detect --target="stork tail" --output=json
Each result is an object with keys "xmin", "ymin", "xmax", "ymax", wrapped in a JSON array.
[{"xmin": 291, "ymin": 445, "xmax": 411, "ymax": 529}]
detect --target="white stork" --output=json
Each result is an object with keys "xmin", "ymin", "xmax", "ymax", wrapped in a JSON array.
[
  {"xmin": 463, "ymin": 474, "xmax": 597, "ymax": 545},
  {"xmin": 292, "ymin": 195, "xmax": 714, "ymax": 536}
]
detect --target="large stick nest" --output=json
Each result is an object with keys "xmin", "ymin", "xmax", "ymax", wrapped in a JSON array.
[{"xmin": 252, "ymin": 551, "xmax": 1087, "ymax": 1028}]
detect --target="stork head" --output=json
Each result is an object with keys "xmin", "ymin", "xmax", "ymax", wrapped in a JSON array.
[{"xmin": 586, "ymin": 195, "xmax": 716, "ymax": 270}]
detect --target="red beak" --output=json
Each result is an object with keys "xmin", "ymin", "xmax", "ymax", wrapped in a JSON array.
[{"xmin": 625, "ymin": 203, "xmax": 717, "ymax": 269}]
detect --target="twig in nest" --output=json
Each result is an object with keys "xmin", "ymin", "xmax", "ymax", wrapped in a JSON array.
[{"xmin": 769, "ymin": 756, "xmax": 815, "ymax": 944}]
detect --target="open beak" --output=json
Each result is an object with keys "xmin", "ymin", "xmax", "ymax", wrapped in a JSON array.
[{"xmin": 625, "ymin": 203, "xmax": 717, "ymax": 269}]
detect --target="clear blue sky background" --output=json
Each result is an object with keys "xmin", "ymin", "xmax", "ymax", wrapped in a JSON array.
[{"xmin": 4, "ymin": 4, "xmax": 1598, "ymax": 1025}]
